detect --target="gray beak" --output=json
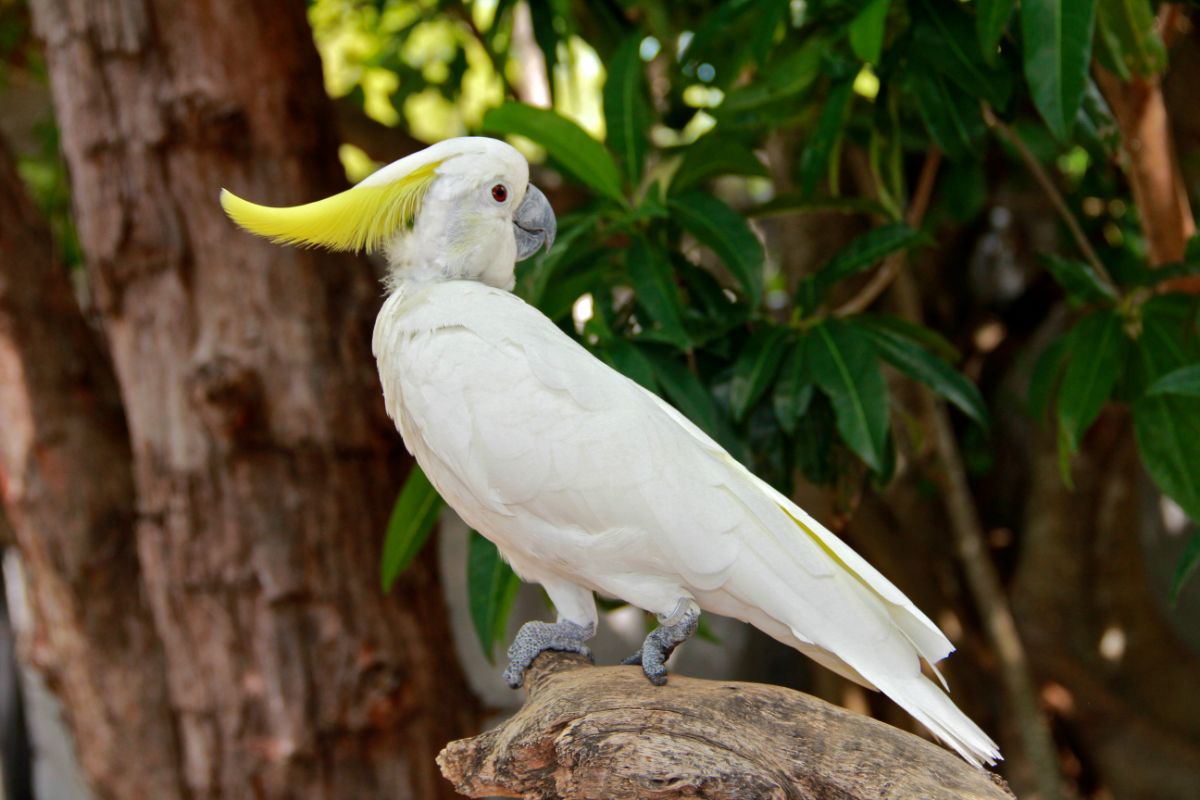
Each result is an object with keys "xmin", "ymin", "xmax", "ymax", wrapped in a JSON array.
[{"xmin": 513, "ymin": 184, "xmax": 556, "ymax": 260}]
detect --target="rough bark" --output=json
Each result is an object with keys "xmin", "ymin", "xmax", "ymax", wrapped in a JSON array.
[
  {"xmin": 1013, "ymin": 413, "xmax": 1200, "ymax": 799},
  {"xmin": 0, "ymin": 135, "xmax": 184, "ymax": 797},
  {"xmin": 438, "ymin": 652, "xmax": 1014, "ymax": 800},
  {"xmin": 26, "ymin": 0, "xmax": 478, "ymax": 797}
]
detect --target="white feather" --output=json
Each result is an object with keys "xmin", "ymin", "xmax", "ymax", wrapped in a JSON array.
[{"xmin": 372, "ymin": 279, "xmax": 1000, "ymax": 766}]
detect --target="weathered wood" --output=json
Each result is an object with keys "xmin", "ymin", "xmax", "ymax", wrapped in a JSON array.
[{"xmin": 438, "ymin": 652, "xmax": 1015, "ymax": 800}]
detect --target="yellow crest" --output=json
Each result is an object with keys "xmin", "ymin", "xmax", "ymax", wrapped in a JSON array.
[{"xmin": 220, "ymin": 161, "xmax": 442, "ymax": 253}]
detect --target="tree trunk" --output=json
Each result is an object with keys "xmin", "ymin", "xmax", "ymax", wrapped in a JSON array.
[
  {"xmin": 0, "ymin": 134, "xmax": 184, "ymax": 798},
  {"xmin": 21, "ymin": 0, "xmax": 479, "ymax": 797}
]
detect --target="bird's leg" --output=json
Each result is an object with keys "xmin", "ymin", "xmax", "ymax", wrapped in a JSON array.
[
  {"xmin": 621, "ymin": 600, "xmax": 700, "ymax": 686},
  {"xmin": 502, "ymin": 619, "xmax": 595, "ymax": 689}
]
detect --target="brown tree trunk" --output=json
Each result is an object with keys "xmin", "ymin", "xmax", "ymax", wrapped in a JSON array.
[
  {"xmin": 0, "ymin": 134, "xmax": 185, "ymax": 798},
  {"xmin": 20, "ymin": 0, "xmax": 479, "ymax": 797}
]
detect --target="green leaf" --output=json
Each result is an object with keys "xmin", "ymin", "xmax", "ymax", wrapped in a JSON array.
[
  {"xmin": 669, "ymin": 191, "xmax": 764, "ymax": 302},
  {"xmin": 604, "ymin": 34, "xmax": 651, "ymax": 188},
  {"xmin": 773, "ymin": 337, "xmax": 816, "ymax": 434},
  {"xmin": 816, "ymin": 223, "xmax": 925, "ymax": 295},
  {"xmin": 977, "ymin": 0, "xmax": 1016, "ymax": 62},
  {"xmin": 1021, "ymin": 0, "xmax": 1097, "ymax": 140},
  {"xmin": 909, "ymin": 66, "xmax": 985, "ymax": 162},
  {"xmin": 1147, "ymin": 364, "xmax": 1200, "ymax": 399},
  {"xmin": 1040, "ymin": 253, "xmax": 1117, "ymax": 304},
  {"xmin": 467, "ymin": 530, "xmax": 522, "ymax": 662},
  {"xmin": 602, "ymin": 337, "xmax": 660, "ymax": 391},
  {"xmin": 1130, "ymin": 298, "xmax": 1200, "ymax": 525},
  {"xmin": 855, "ymin": 314, "xmax": 962, "ymax": 362},
  {"xmin": 627, "ymin": 238, "xmax": 689, "ymax": 350},
  {"xmin": 1171, "ymin": 531, "xmax": 1200, "ymax": 603},
  {"xmin": 914, "ymin": 0, "xmax": 1013, "ymax": 109},
  {"xmin": 748, "ymin": 194, "xmax": 889, "ymax": 219},
  {"xmin": 797, "ymin": 75, "xmax": 855, "ymax": 197},
  {"xmin": 730, "ymin": 327, "xmax": 791, "ymax": 421},
  {"xmin": 1134, "ymin": 395, "xmax": 1200, "ymax": 520},
  {"xmin": 483, "ymin": 103, "xmax": 625, "ymax": 203},
  {"xmin": 1027, "ymin": 333, "xmax": 1072, "ymax": 420},
  {"xmin": 808, "ymin": 321, "xmax": 891, "ymax": 473},
  {"xmin": 671, "ymin": 136, "xmax": 768, "ymax": 195},
  {"xmin": 849, "ymin": 0, "xmax": 891, "ymax": 65},
  {"xmin": 855, "ymin": 321, "xmax": 989, "ymax": 428},
  {"xmin": 1058, "ymin": 310, "xmax": 1128, "ymax": 451},
  {"xmin": 381, "ymin": 466, "xmax": 445, "ymax": 592},
  {"xmin": 719, "ymin": 39, "xmax": 826, "ymax": 113},
  {"xmin": 1094, "ymin": 0, "xmax": 1167, "ymax": 80}
]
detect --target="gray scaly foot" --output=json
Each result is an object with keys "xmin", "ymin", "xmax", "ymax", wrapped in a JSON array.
[
  {"xmin": 502, "ymin": 620, "xmax": 595, "ymax": 689},
  {"xmin": 621, "ymin": 606, "xmax": 700, "ymax": 686}
]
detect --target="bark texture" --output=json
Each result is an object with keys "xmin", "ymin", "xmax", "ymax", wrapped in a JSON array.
[
  {"xmin": 23, "ymin": 0, "xmax": 479, "ymax": 796},
  {"xmin": 438, "ymin": 652, "xmax": 1015, "ymax": 800},
  {"xmin": 0, "ymin": 136, "xmax": 184, "ymax": 797}
]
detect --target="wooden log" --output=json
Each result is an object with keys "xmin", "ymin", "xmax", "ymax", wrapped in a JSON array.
[{"xmin": 438, "ymin": 652, "xmax": 1015, "ymax": 799}]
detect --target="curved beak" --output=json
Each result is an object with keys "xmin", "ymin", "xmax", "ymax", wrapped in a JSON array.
[{"xmin": 513, "ymin": 184, "xmax": 556, "ymax": 260}]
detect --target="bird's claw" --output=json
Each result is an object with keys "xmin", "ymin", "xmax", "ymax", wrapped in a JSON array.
[
  {"xmin": 623, "ymin": 607, "xmax": 700, "ymax": 686},
  {"xmin": 502, "ymin": 619, "xmax": 595, "ymax": 689}
]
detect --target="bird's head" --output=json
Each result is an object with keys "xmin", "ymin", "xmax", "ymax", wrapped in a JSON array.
[{"xmin": 219, "ymin": 137, "xmax": 556, "ymax": 290}]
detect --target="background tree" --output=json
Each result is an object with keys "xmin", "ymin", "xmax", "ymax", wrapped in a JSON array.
[{"xmin": 1, "ymin": 0, "xmax": 1199, "ymax": 799}]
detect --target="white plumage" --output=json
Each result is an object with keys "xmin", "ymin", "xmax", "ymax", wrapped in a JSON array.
[{"xmin": 223, "ymin": 136, "xmax": 1000, "ymax": 768}]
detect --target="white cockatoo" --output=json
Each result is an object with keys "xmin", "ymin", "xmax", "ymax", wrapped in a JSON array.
[{"xmin": 221, "ymin": 136, "xmax": 1000, "ymax": 766}]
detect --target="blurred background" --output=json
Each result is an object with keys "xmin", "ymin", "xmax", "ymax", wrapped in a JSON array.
[{"xmin": 1, "ymin": 0, "xmax": 1199, "ymax": 798}]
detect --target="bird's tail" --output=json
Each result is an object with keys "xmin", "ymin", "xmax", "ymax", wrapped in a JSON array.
[{"xmin": 868, "ymin": 670, "xmax": 1001, "ymax": 767}]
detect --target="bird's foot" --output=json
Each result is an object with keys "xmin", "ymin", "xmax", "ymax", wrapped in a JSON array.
[
  {"xmin": 502, "ymin": 619, "xmax": 595, "ymax": 689},
  {"xmin": 621, "ymin": 605, "xmax": 700, "ymax": 686}
]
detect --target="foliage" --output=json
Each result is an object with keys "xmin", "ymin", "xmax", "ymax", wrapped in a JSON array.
[{"xmin": 330, "ymin": 0, "xmax": 1200, "ymax": 639}]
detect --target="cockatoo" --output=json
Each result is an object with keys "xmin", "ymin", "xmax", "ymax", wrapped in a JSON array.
[{"xmin": 221, "ymin": 136, "xmax": 1000, "ymax": 767}]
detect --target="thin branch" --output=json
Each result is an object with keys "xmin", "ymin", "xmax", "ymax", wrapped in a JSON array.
[
  {"xmin": 890, "ymin": 270, "xmax": 1066, "ymax": 800},
  {"xmin": 835, "ymin": 147, "xmax": 943, "ymax": 317},
  {"xmin": 982, "ymin": 106, "xmax": 1120, "ymax": 294}
]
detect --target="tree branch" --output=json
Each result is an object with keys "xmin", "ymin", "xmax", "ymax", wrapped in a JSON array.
[
  {"xmin": 835, "ymin": 147, "xmax": 942, "ymax": 317},
  {"xmin": 890, "ymin": 271, "xmax": 1065, "ymax": 799},
  {"xmin": 1094, "ymin": 4, "xmax": 1196, "ymax": 282},
  {"xmin": 438, "ymin": 652, "xmax": 1015, "ymax": 800},
  {"xmin": 983, "ymin": 107, "xmax": 1120, "ymax": 295}
]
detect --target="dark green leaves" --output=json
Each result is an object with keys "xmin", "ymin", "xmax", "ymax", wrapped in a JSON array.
[
  {"xmin": 977, "ymin": 0, "xmax": 1016, "ymax": 62},
  {"xmin": 671, "ymin": 136, "xmax": 768, "ymax": 195},
  {"xmin": 381, "ymin": 466, "xmax": 445, "ymax": 592},
  {"xmin": 604, "ymin": 34, "xmax": 651, "ymax": 188},
  {"xmin": 1094, "ymin": 0, "xmax": 1167, "ymax": 80},
  {"xmin": 467, "ymin": 531, "xmax": 522, "ymax": 662},
  {"xmin": 849, "ymin": 0, "xmax": 891, "ymax": 65},
  {"xmin": 809, "ymin": 321, "xmax": 890, "ymax": 473},
  {"xmin": 1057, "ymin": 310, "xmax": 1127, "ymax": 452},
  {"xmin": 773, "ymin": 338, "xmax": 815, "ymax": 435},
  {"xmin": 1020, "ymin": 0, "xmax": 1097, "ymax": 140},
  {"xmin": 627, "ymin": 237, "xmax": 689, "ymax": 349},
  {"xmin": 1131, "ymin": 299, "xmax": 1200, "ymax": 527},
  {"xmin": 798, "ymin": 76, "xmax": 855, "ymax": 197},
  {"xmin": 909, "ymin": 67, "xmax": 985, "ymax": 162},
  {"xmin": 913, "ymin": 0, "xmax": 1013, "ymax": 109},
  {"xmin": 1040, "ymin": 253, "xmax": 1118, "ymax": 304},
  {"xmin": 483, "ymin": 103, "xmax": 625, "ymax": 203},
  {"xmin": 856, "ymin": 319, "xmax": 989, "ymax": 428},
  {"xmin": 1148, "ymin": 365, "xmax": 1200, "ymax": 399},
  {"xmin": 1171, "ymin": 532, "xmax": 1200, "ymax": 603},
  {"xmin": 817, "ymin": 223, "xmax": 924, "ymax": 292},
  {"xmin": 730, "ymin": 327, "xmax": 790, "ymax": 421},
  {"xmin": 669, "ymin": 191, "xmax": 764, "ymax": 302}
]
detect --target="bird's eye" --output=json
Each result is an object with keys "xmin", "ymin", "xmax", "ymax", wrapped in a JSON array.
[{"xmin": 491, "ymin": 184, "xmax": 508, "ymax": 203}]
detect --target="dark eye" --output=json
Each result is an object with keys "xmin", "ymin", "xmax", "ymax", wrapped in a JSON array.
[{"xmin": 491, "ymin": 184, "xmax": 508, "ymax": 203}]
